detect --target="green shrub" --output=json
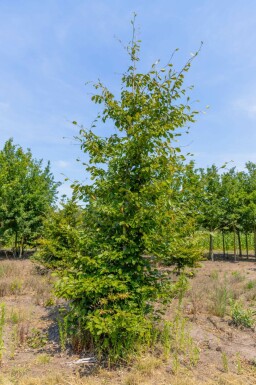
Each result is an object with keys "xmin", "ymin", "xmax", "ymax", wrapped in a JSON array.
[{"xmin": 230, "ymin": 300, "xmax": 255, "ymax": 328}]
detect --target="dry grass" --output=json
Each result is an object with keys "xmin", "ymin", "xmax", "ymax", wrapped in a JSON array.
[
  {"xmin": 1, "ymin": 258, "xmax": 256, "ymax": 384},
  {"xmin": 0, "ymin": 369, "xmax": 255, "ymax": 385},
  {"xmin": 0, "ymin": 260, "xmax": 53, "ymax": 302}
]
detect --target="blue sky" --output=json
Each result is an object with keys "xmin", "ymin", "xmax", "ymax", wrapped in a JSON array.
[{"xmin": 1, "ymin": 0, "xmax": 256, "ymax": 197}]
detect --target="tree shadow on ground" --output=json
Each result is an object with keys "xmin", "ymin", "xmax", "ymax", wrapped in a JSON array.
[
  {"xmin": 205, "ymin": 252, "xmax": 256, "ymax": 263},
  {"xmin": 0, "ymin": 248, "xmax": 35, "ymax": 260}
]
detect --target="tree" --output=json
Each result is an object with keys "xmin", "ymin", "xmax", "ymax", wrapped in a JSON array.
[
  {"xmin": 36, "ymin": 198, "xmax": 84, "ymax": 268},
  {"xmin": 197, "ymin": 165, "xmax": 224, "ymax": 261},
  {"xmin": 243, "ymin": 163, "xmax": 256, "ymax": 257},
  {"xmin": 0, "ymin": 139, "xmax": 59, "ymax": 257},
  {"xmin": 39, "ymin": 19, "xmax": 202, "ymax": 360}
]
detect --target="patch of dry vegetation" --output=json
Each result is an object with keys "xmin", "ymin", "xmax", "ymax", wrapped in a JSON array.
[{"xmin": 0, "ymin": 258, "xmax": 256, "ymax": 384}]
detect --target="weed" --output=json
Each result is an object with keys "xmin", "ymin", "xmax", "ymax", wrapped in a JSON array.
[
  {"xmin": 27, "ymin": 328, "xmax": 47, "ymax": 349},
  {"xmin": 231, "ymin": 271, "xmax": 245, "ymax": 283},
  {"xmin": 32, "ymin": 279, "xmax": 53, "ymax": 306},
  {"xmin": 221, "ymin": 352, "xmax": 229, "ymax": 372},
  {"xmin": 210, "ymin": 276, "xmax": 232, "ymax": 317},
  {"xmin": 236, "ymin": 352, "xmax": 242, "ymax": 375},
  {"xmin": 8, "ymin": 307, "xmax": 30, "ymax": 325},
  {"xmin": 10, "ymin": 279, "xmax": 23, "ymax": 295},
  {"xmin": 18, "ymin": 322, "xmax": 30, "ymax": 345},
  {"xmin": 172, "ymin": 352, "xmax": 180, "ymax": 374},
  {"xmin": 0, "ymin": 280, "xmax": 9, "ymax": 297},
  {"xmin": 35, "ymin": 353, "xmax": 51, "ymax": 365},
  {"xmin": 9, "ymin": 325, "xmax": 19, "ymax": 359},
  {"xmin": 44, "ymin": 296, "xmax": 55, "ymax": 307},
  {"xmin": 162, "ymin": 322, "xmax": 171, "ymax": 359},
  {"xmin": 0, "ymin": 262, "xmax": 19, "ymax": 278},
  {"xmin": 230, "ymin": 300, "xmax": 255, "ymax": 328},
  {"xmin": 161, "ymin": 312, "xmax": 200, "ymax": 369},
  {"xmin": 245, "ymin": 280, "xmax": 256, "ymax": 290},
  {"xmin": 135, "ymin": 355, "xmax": 162, "ymax": 376},
  {"xmin": 175, "ymin": 273, "xmax": 189, "ymax": 307},
  {"xmin": 210, "ymin": 270, "xmax": 219, "ymax": 280},
  {"xmin": 58, "ymin": 315, "xmax": 68, "ymax": 352},
  {"xmin": 10, "ymin": 365, "xmax": 29, "ymax": 381},
  {"xmin": 9, "ymin": 310, "xmax": 19, "ymax": 324},
  {"xmin": 188, "ymin": 338, "xmax": 200, "ymax": 367},
  {"xmin": 187, "ymin": 287, "xmax": 205, "ymax": 319}
]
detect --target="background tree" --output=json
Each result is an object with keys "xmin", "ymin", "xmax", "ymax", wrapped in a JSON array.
[
  {"xmin": 243, "ymin": 162, "xmax": 256, "ymax": 257},
  {"xmin": 0, "ymin": 139, "xmax": 59, "ymax": 257},
  {"xmin": 197, "ymin": 165, "xmax": 224, "ymax": 261}
]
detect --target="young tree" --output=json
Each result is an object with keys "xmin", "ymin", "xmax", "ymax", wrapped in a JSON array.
[
  {"xmin": 36, "ymin": 198, "xmax": 84, "ymax": 268},
  {"xmin": 221, "ymin": 168, "xmax": 245, "ymax": 261},
  {"xmin": 0, "ymin": 139, "xmax": 59, "ymax": 256},
  {"xmin": 197, "ymin": 165, "xmax": 224, "ymax": 261},
  {"xmin": 39, "ymin": 21, "xmax": 202, "ymax": 360}
]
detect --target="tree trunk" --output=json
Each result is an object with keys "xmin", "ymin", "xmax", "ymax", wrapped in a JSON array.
[
  {"xmin": 14, "ymin": 231, "xmax": 18, "ymax": 258},
  {"xmin": 246, "ymin": 232, "xmax": 249, "ymax": 260},
  {"xmin": 233, "ymin": 226, "xmax": 237, "ymax": 262},
  {"xmin": 237, "ymin": 230, "xmax": 242, "ymax": 258},
  {"xmin": 19, "ymin": 237, "xmax": 24, "ymax": 258},
  {"xmin": 222, "ymin": 231, "xmax": 226, "ymax": 258},
  {"xmin": 209, "ymin": 232, "xmax": 214, "ymax": 261}
]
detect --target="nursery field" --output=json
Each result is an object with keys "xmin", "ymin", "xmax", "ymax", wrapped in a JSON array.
[{"xmin": 0, "ymin": 258, "xmax": 256, "ymax": 385}]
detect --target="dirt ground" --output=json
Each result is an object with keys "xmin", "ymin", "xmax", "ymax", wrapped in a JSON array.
[
  {"xmin": 0, "ymin": 258, "xmax": 256, "ymax": 384},
  {"xmin": 185, "ymin": 260, "xmax": 256, "ymax": 382}
]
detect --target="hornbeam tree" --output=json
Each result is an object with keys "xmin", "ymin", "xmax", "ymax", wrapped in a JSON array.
[{"xmin": 39, "ymin": 19, "xmax": 202, "ymax": 360}]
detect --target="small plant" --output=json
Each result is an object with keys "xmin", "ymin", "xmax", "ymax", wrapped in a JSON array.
[
  {"xmin": 221, "ymin": 351, "xmax": 229, "ymax": 372},
  {"xmin": 135, "ymin": 355, "xmax": 162, "ymax": 376},
  {"xmin": 27, "ymin": 328, "xmax": 48, "ymax": 349},
  {"xmin": 58, "ymin": 315, "xmax": 69, "ymax": 353},
  {"xmin": 35, "ymin": 353, "xmax": 51, "ymax": 365},
  {"xmin": 175, "ymin": 274, "xmax": 189, "ymax": 307},
  {"xmin": 236, "ymin": 352, "xmax": 242, "ymax": 375},
  {"xmin": 10, "ymin": 310, "xmax": 19, "ymax": 324},
  {"xmin": 172, "ymin": 352, "xmax": 180, "ymax": 374},
  {"xmin": 10, "ymin": 279, "xmax": 23, "ymax": 295},
  {"xmin": 210, "ymin": 270, "xmax": 219, "ymax": 280},
  {"xmin": 188, "ymin": 337, "xmax": 200, "ymax": 367},
  {"xmin": 231, "ymin": 271, "xmax": 245, "ymax": 283},
  {"xmin": 161, "ymin": 312, "xmax": 200, "ymax": 368},
  {"xmin": 230, "ymin": 300, "xmax": 255, "ymax": 328},
  {"xmin": 44, "ymin": 296, "xmax": 55, "ymax": 307},
  {"xmin": 187, "ymin": 287, "xmax": 205, "ymax": 319},
  {"xmin": 210, "ymin": 275, "xmax": 232, "ymax": 317},
  {"xmin": 9, "ymin": 325, "xmax": 19, "ymax": 359},
  {"xmin": 18, "ymin": 322, "xmax": 30, "ymax": 345},
  {"xmin": 162, "ymin": 322, "xmax": 171, "ymax": 359},
  {"xmin": 245, "ymin": 280, "xmax": 256, "ymax": 290}
]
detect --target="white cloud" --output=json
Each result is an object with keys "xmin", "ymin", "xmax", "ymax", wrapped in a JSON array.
[{"xmin": 55, "ymin": 160, "xmax": 70, "ymax": 169}]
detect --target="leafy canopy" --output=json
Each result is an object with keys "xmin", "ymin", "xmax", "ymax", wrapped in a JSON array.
[{"xmin": 0, "ymin": 138, "xmax": 59, "ymax": 256}]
